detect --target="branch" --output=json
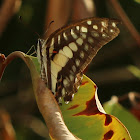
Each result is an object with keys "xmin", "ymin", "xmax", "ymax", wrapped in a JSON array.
[
  {"xmin": 72, "ymin": 0, "xmax": 96, "ymax": 20},
  {"xmin": 0, "ymin": 109, "xmax": 16, "ymax": 140},
  {"xmin": 0, "ymin": 52, "xmax": 25, "ymax": 81},
  {"xmin": 108, "ymin": 0, "xmax": 140, "ymax": 46},
  {"xmin": 44, "ymin": 0, "xmax": 95, "ymax": 38},
  {"xmin": 44, "ymin": 0, "xmax": 72, "ymax": 38},
  {"xmin": 0, "ymin": 0, "xmax": 21, "ymax": 36}
]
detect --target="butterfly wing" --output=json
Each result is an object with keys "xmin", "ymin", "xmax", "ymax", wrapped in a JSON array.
[{"xmin": 38, "ymin": 17, "xmax": 120, "ymax": 103}]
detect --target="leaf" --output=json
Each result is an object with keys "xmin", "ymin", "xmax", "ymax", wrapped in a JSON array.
[
  {"xmin": 127, "ymin": 65, "xmax": 140, "ymax": 79},
  {"xmin": 60, "ymin": 75, "xmax": 132, "ymax": 140},
  {"xmin": 28, "ymin": 55, "xmax": 132, "ymax": 140},
  {"xmin": 104, "ymin": 98, "xmax": 140, "ymax": 140},
  {"xmin": 24, "ymin": 55, "xmax": 132, "ymax": 139}
]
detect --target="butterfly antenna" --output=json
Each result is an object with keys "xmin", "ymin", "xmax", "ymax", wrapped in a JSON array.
[
  {"xmin": 19, "ymin": 16, "xmax": 40, "ymax": 55},
  {"xmin": 29, "ymin": 51, "xmax": 36, "ymax": 56},
  {"xmin": 26, "ymin": 45, "xmax": 36, "ymax": 56},
  {"xmin": 44, "ymin": 20, "xmax": 54, "ymax": 36}
]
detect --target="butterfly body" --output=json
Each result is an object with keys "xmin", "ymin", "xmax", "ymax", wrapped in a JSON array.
[{"xmin": 37, "ymin": 17, "xmax": 120, "ymax": 103}]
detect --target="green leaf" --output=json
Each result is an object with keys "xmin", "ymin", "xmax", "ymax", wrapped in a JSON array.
[
  {"xmin": 127, "ymin": 65, "xmax": 140, "ymax": 79},
  {"xmin": 60, "ymin": 75, "xmax": 132, "ymax": 140},
  {"xmin": 15, "ymin": 54, "xmax": 132, "ymax": 139},
  {"xmin": 104, "ymin": 99, "xmax": 140, "ymax": 140}
]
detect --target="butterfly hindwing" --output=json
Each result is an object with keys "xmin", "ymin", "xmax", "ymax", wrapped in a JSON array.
[{"xmin": 38, "ymin": 17, "xmax": 120, "ymax": 103}]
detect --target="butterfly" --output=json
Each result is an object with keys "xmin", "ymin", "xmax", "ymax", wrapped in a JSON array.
[{"xmin": 37, "ymin": 17, "xmax": 120, "ymax": 104}]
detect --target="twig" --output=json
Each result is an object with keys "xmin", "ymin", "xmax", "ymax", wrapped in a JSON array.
[
  {"xmin": 44, "ymin": 0, "xmax": 95, "ymax": 38},
  {"xmin": 15, "ymin": 114, "xmax": 50, "ymax": 139},
  {"xmin": 0, "ymin": 0, "xmax": 21, "ymax": 36},
  {"xmin": 72, "ymin": 0, "xmax": 96, "ymax": 20},
  {"xmin": 128, "ymin": 92, "xmax": 140, "ymax": 109},
  {"xmin": 108, "ymin": 0, "xmax": 140, "ymax": 46},
  {"xmin": 0, "ymin": 109, "xmax": 16, "ymax": 140},
  {"xmin": 0, "ymin": 52, "xmax": 26, "ymax": 81},
  {"xmin": 116, "ymin": 92, "xmax": 140, "ymax": 109},
  {"xmin": 44, "ymin": 0, "xmax": 72, "ymax": 38}
]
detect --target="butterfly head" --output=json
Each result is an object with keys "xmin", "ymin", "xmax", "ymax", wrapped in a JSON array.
[{"xmin": 37, "ymin": 38, "xmax": 48, "ymax": 62}]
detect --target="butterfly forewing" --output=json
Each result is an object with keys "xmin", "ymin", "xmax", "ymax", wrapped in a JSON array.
[{"xmin": 38, "ymin": 17, "xmax": 120, "ymax": 103}]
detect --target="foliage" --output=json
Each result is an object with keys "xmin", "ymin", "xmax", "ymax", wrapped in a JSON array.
[{"xmin": 104, "ymin": 100, "xmax": 140, "ymax": 140}]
